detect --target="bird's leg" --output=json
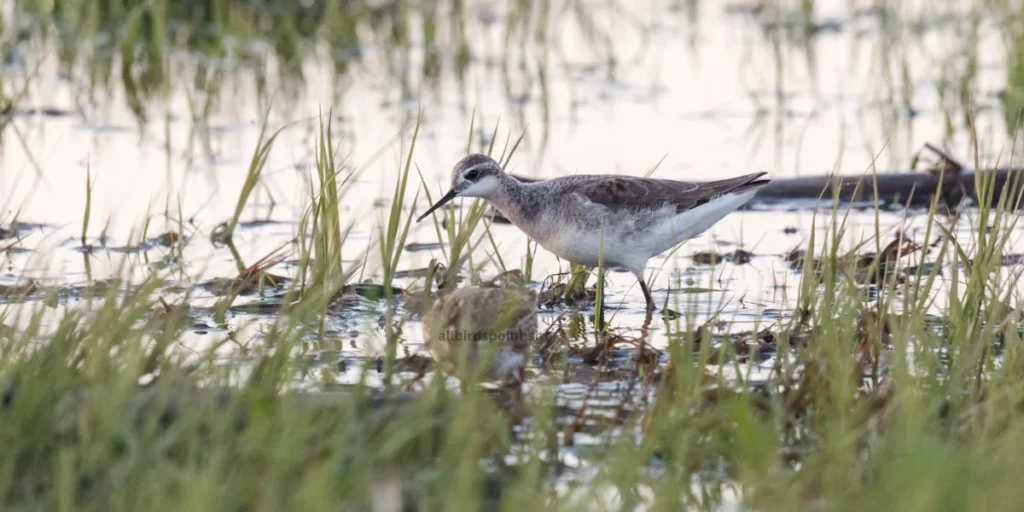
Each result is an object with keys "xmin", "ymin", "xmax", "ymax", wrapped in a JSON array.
[{"xmin": 637, "ymin": 276, "xmax": 656, "ymax": 323}]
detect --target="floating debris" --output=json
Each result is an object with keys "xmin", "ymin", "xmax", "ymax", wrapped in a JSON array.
[
  {"xmin": 2, "ymin": 106, "xmax": 75, "ymax": 118},
  {"xmin": 691, "ymin": 251, "xmax": 723, "ymax": 265},
  {"xmin": 236, "ymin": 219, "xmax": 290, "ymax": 229},
  {"xmin": 227, "ymin": 299, "xmax": 291, "ymax": 315},
  {"xmin": 746, "ymin": 143, "xmax": 1020, "ymax": 208},
  {"xmin": 729, "ymin": 249, "xmax": 755, "ymax": 264},
  {"xmin": 688, "ymin": 250, "xmax": 754, "ymax": 266},
  {"xmin": 393, "ymin": 267, "xmax": 435, "ymax": 279},
  {"xmin": 403, "ymin": 242, "xmax": 442, "ymax": 252},
  {"xmin": 326, "ymin": 283, "xmax": 409, "ymax": 313},
  {"xmin": 341, "ymin": 282, "xmax": 404, "ymax": 301},
  {"xmin": 154, "ymin": 232, "xmax": 180, "ymax": 247}
]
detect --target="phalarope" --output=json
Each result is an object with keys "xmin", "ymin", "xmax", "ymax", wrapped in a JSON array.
[{"xmin": 417, "ymin": 154, "xmax": 770, "ymax": 321}]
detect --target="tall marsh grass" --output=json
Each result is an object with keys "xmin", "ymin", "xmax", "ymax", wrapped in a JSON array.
[{"xmin": 295, "ymin": 114, "xmax": 359, "ymax": 331}]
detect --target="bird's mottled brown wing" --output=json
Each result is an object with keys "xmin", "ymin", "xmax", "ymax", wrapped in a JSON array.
[{"xmin": 574, "ymin": 172, "xmax": 768, "ymax": 213}]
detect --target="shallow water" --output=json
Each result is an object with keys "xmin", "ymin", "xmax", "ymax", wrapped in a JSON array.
[{"xmin": 1, "ymin": 1, "xmax": 1022, "ymax": 416}]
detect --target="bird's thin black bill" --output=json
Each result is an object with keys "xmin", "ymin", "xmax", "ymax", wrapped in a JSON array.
[{"xmin": 416, "ymin": 189, "xmax": 458, "ymax": 223}]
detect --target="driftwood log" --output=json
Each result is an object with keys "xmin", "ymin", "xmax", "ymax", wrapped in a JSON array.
[
  {"xmin": 749, "ymin": 168, "xmax": 1024, "ymax": 208},
  {"xmin": 742, "ymin": 143, "xmax": 1024, "ymax": 208}
]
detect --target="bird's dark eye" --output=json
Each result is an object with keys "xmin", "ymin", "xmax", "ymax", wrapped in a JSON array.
[{"xmin": 464, "ymin": 169, "xmax": 480, "ymax": 181}]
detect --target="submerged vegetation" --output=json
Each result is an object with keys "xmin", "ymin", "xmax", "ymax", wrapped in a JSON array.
[{"xmin": 6, "ymin": 0, "xmax": 1024, "ymax": 510}]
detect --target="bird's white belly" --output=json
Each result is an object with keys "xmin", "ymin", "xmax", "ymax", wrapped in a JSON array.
[
  {"xmin": 505, "ymin": 187, "xmax": 759, "ymax": 272},
  {"xmin": 535, "ymin": 223, "xmax": 643, "ymax": 270},
  {"xmin": 537, "ymin": 228, "xmax": 603, "ymax": 266}
]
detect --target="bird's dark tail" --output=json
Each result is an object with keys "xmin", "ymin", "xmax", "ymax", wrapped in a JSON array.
[{"xmin": 723, "ymin": 172, "xmax": 770, "ymax": 195}]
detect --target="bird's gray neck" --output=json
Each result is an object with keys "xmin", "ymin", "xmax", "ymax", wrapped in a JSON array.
[{"xmin": 486, "ymin": 174, "xmax": 544, "ymax": 228}]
